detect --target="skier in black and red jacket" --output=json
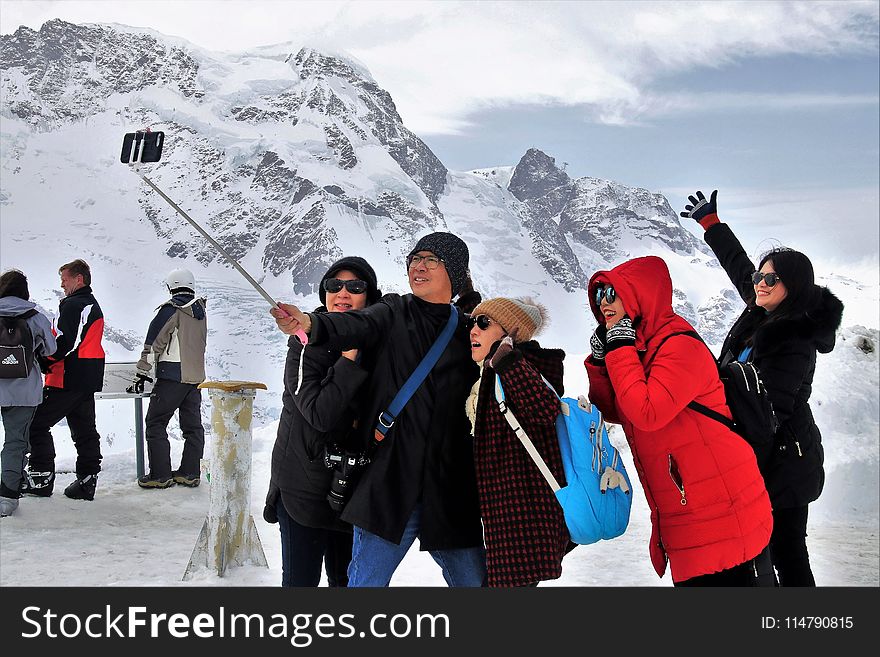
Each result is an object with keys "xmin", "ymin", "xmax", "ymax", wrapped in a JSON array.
[{"xmin": 22, "ymin": 258, "xmax": 105, "ymax": 501}]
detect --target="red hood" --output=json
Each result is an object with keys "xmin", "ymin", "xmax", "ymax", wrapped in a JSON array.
[{"xmin": 588, "ymin": 256, "xmax": 695, "ymax": 354}]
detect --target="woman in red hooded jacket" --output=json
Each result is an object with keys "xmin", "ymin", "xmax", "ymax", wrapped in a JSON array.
[{"xmin": 584, "ymin": 255, "xmax": 773, "ymax": 586}]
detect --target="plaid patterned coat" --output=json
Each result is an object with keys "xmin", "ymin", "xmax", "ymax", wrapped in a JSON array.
[{"xmin": 473, "ymin": 342, "xmax": 570, "ymax": 587}]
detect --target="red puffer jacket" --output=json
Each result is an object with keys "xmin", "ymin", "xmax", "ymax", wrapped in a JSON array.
[{"xmin": 584, "ymin": 256, "xmax": 772, "ymax": 583}]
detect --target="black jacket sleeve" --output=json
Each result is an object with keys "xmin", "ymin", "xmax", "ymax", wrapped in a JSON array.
[
  {"xmin": 293, "ymin": 349, "xmax": 369, "ymax": 434},
  {"xmin": 308, "ymin": 296, "xmax": 396, "ymax": 351},
  {"xmin": 48, "ymin": 298, "xmax": 84, "ymax": 362},
  {"xmin": 704, "ymin": 222, "xmax": 757, "ymax": 305}
]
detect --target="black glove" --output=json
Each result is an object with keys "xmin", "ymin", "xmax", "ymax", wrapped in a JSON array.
[
  {"xmin": 679, "ymin": 189, "xmax": 718, "ymax": 223},
  {"xmin": 126, "ymin": 371, "xmax": 153, "ymax": 394},
  {"xmin": 605, "ymin": 316, "xmax": 636, "ymax": 353},
  {"xmin": 589, "ymin": 325, "xmax": 607, "ymax": 364}
]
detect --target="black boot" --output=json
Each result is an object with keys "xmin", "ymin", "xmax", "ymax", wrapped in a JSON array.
[
  {"xmin": 137, "ymin": 473, "xmax": 174, "ymax": 489},
  {"xmin": 64, "ymin": 474, "xmax": 98, "ymax": 501},
  {"xmin": 172, "ymin": 469, "xmax": 200, "ymax": 488},
  {"xmin": 20, "ymin": 470, "xmax": 55, "ymax": 497}
]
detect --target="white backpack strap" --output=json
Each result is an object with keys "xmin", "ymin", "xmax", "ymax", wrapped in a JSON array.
[
  {"xmin": 494, "ymin": 374, "xmax": 561, "ymax": 492},
  {"xmin": 539, "ymin": 374, "xmax": 560, "ymax": 399},
  {"xmin": 294, "ymin": 341, "xmax": 306, "ymax": 396}
]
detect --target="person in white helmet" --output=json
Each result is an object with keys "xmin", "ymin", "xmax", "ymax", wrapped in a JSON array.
[{"xmin": 132, "ymin": 268, "xmax": 208, "ymax": 489}]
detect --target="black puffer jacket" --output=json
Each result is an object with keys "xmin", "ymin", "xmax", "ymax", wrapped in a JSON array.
[
  {"xmin": 706, "ymin": 223, "xmax": 844, "ymax": 509},
  {"xmin": 307, "ymin": 293, "xmax": 483, "ymax": 551},
  {"xmin": 264, "ymin": 330, "xmax": 372, "ymax": 532}
]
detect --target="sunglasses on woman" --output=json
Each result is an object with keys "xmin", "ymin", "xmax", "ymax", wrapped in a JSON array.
[
  {"xmin": 323, "ymin": 278, "xmax": 368, "ymax": 294},
  {"xmin": 594, "ymin": 285, "xmax": 617, "ymax": 307},
  {"xmin": 751, "ymin": 272, "xmax": 782, "ymax": 288},
  {"xmin": 467, "ymin": 314, "xmax": 498, "ymax": 331}
]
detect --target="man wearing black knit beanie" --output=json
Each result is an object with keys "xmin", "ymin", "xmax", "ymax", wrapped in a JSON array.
[{"xmin": 271, "ymin": 231, "xmax": 486, "ymax": 587}]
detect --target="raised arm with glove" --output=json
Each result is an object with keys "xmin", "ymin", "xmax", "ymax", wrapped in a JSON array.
[{"xmin": 680, "ymin": 189, "xmax": 720, "ymax": 231}]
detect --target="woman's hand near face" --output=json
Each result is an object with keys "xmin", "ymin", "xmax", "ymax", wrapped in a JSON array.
[
  {"xmin": 488, "ymin": 334, "xmax": 516, "ymax": 369},
  {"xmin": 605, "ymin": 315, "xmax": 637, "ymax": 351},
  {"xmin": 341, "ymin": 348, "xmax": 359, "ymax": 361}
]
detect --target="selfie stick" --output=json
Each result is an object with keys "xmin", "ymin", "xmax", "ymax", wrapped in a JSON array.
[{"xmin": 132, "ymin": 170, "xmax": 308, "ymax": 344}]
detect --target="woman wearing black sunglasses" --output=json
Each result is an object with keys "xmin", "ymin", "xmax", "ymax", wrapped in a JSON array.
[
  {"xmin": 263, "ymin": 256, "xmax": 381, "ymax": 587},
  {"xmin": 682, "ymin": 189, "xmax": 844, "ymax": 586},
  {"xmin": 464, "ymin": 297, "xmax": 570, "ymax": 587},
  {"xmin": 585, "ymin": 256, "xmax": 773, "ymax": 586}
]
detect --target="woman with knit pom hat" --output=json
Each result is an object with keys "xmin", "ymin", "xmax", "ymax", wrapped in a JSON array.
[
  {"xmin": 264, "ymin": 255, "xmax": 381, "ymax": 587},
  {"xmin": 467, "ymin": 296, "xmax": 571, "ymax": 587}
]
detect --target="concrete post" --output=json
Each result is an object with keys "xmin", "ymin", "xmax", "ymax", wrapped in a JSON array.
[{"xmin": 183, "ymin": 380, "xmax": 269, "ymax": 580}]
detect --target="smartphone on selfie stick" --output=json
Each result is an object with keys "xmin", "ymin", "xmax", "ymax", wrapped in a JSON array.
[{"xmin": 120, "ymin": 129, "xmax": 306, "ymax": 342}]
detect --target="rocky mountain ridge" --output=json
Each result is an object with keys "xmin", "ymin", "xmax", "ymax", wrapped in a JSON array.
[{"xmin": 2, "ymin": 19, "xmax": 736, "ymax": 349}]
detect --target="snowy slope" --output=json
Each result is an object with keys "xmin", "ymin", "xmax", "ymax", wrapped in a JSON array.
[{"xmin": 0, "ymin": 344, "xmax": 876, "ymax": 587}]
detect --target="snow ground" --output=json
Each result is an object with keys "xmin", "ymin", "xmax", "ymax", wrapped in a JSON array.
[{"xmin": 1, "ymin": 403, "xmax": 876, "ymax": 588}]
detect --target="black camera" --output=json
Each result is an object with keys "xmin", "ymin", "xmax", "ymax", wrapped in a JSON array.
[{"xmin": 323, "ymin": 444, "xmax": 367, "ymax": 513}]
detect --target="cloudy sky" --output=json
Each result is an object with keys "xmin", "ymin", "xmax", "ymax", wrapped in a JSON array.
[{"xmin": 2, "ymin": 0, "xmax": 878, "ymax": 265}]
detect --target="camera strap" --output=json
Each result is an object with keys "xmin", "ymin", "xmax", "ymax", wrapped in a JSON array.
[{"xmin": 373, "ymin": 304, "xmax": 458, "ymax": 443}]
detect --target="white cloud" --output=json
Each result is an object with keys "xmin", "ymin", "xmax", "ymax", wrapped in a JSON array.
[
  {"xmin": 669, "ymin": 184, "xmax": 880, "ymax": 263},
  {"xmin": 1, "ymin": 0, "xmax": 877, "ymax": 133},
  {"xmin": 608, "ymin": 91, "xmax": 880, "ymax": 126}
]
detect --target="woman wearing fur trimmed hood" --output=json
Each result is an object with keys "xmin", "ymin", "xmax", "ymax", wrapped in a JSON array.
[
  {"xmin": 682, "ymin": 189, "xmax": 845, "ymax": 586},
  {"xmin": 466, "ymin": 297, "xmax": 571, "ymax": 587}
]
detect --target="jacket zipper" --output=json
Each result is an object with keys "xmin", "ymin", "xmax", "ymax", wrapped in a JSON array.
[
  {"xmin": 668, "ymin": 454, "xmax": 687, "ymax": 506},
  {"xmin": 781, "ymin": 425, "xmax": 803, "ymax": 457}
]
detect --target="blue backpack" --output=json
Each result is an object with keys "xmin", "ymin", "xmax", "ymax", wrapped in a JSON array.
[{"xmin": 495, "ymin": 376, "xmax": 633, "ymax": 545}]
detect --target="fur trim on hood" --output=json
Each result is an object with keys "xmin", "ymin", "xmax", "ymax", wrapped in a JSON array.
[{"xmin": 757, "ymin": 286, "xmax": 844, "ymax": 354}]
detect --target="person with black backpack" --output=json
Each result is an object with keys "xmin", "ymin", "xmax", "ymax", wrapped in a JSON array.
[
  {"xmin": 681, "ymin": 189, "xmax": 845, "ymax": 586},
  {"xmin": 0, "ymin": 270, "xmax": 56, "ymax": 517}
]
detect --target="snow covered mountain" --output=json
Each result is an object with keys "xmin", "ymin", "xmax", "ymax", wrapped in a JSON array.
[{"xmin": 1, "ymin": 20, "xmax": 732, "ymax": 341}]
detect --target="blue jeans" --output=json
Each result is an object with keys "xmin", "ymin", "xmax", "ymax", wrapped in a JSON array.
[{"xmin": 347, "ymin": 503, "xmax": 486, "ymax": 587}]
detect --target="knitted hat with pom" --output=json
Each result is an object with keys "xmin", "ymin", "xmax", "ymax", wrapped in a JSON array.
[{"xmin": 470, "ymin": 296, "xmax": 548, "ymax": 342}]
